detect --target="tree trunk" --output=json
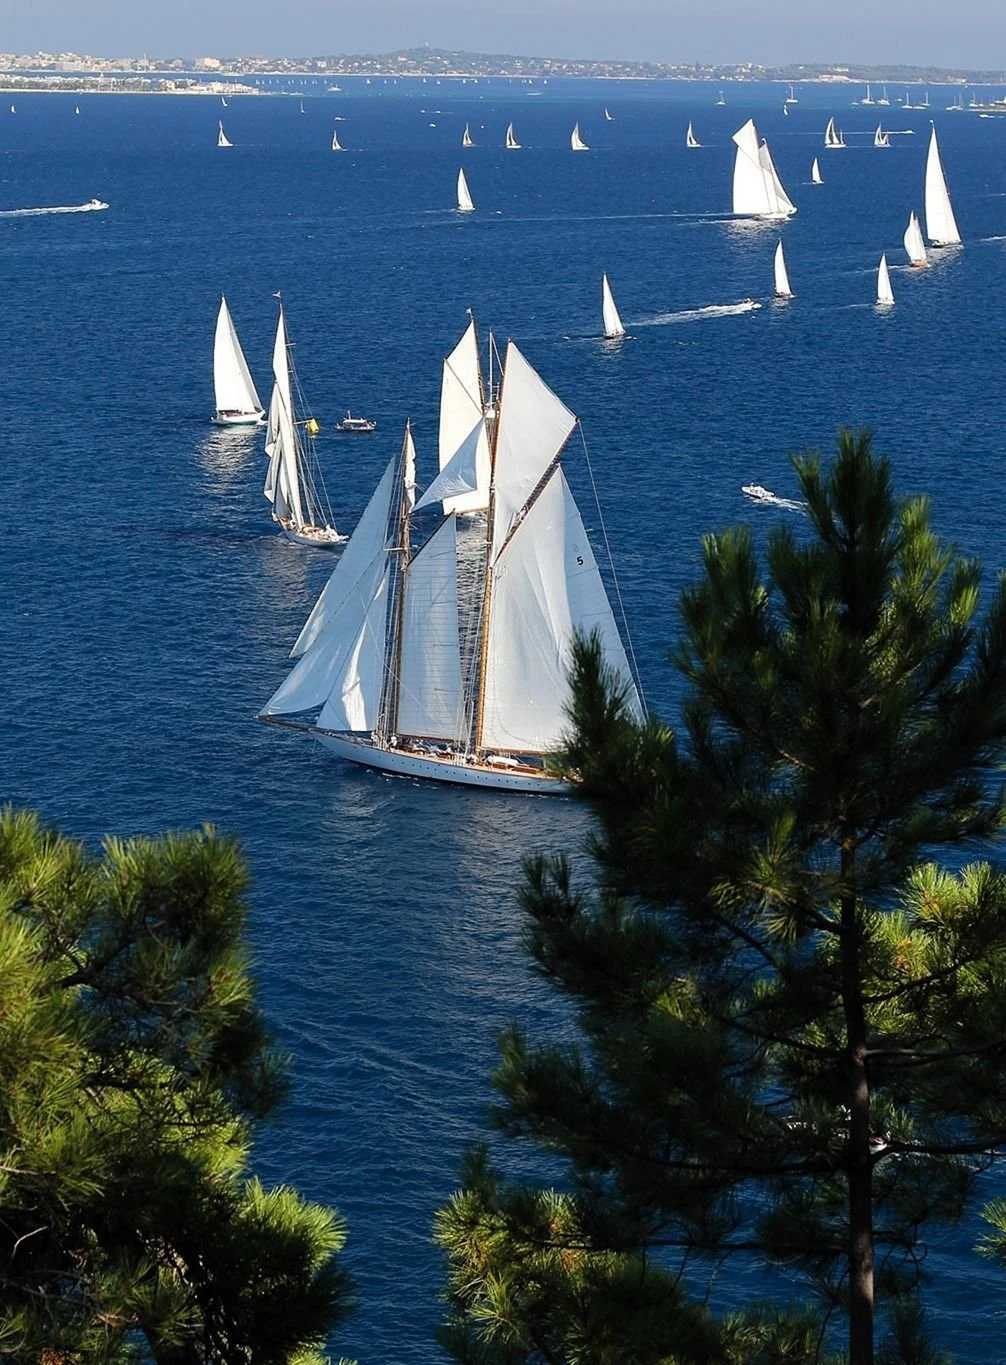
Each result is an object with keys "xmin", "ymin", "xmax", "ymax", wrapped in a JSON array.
[{"xmin": 841, "ymin": 849, "xmax": 874, "ymax": 1365}]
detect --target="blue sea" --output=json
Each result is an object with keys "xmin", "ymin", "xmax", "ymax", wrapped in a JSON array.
[{"xmin": 3, "ymin": 76, "xmax": 1006, "ymax": 1359}]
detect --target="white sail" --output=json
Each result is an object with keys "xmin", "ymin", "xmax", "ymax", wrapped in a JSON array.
[
  {"xmin": 217, "ymin": 121, "xmax": 232, "ymax": 148},
  {"xmin": 331, "ymin": 129, "xmax": 343, "ymax": 151},
  {"xmin": 601, "ymin": 274, "xmax": 625, "ymax": 338},
  {"xmin": 213, "ymin": 297, "xmax": 262, "ymax": 417},
  {"xmin": 505, "ymin": 122, "xmax": 521, "ymax": 149},
  {"xmin": 924, "ymin": 125, "xmax": 961, "ymax": 246},
  {"xmin": 434, "ymin": 320, "xmax": 490, "ymax": 516},
  {"xmin": 903, "ymin": 210, "xmax": 928, "ymax": 266},
  {"xmin": 571, "ymin": 123, "xmax": 589, "ymax": 151},
  {"xmin": 491, "ymin": 341, "xmax": 577, "ymax": 560},
  {"xmin": 732, "ymin": 120, "xmax": 795, "ymax": 218},
  {"xmin": 876, "ymin": 253, "xmax": 895, "ymax": 305},
  {"xmin": 457, "ymin": 167, "xmax": 475, "ymax": 212},
  {"xmin": 480, "ymin": 467, "xmax": 640, "ymax": 754},
  {"xmin": 686, "ymin": 121, "xmax": 701, "ymax": 148},
  {"xmin": 824, "ymin": 117, "xmax": 845, "ymax": 149},
  {"xmin": 404, "ymin": 423, "xmax": 416, "ymax": 513},
  {"xmin": 774, "ymin": 240, "xmax": 793, "ymax": 298},
  {"xmin": 292, "ymin": 460, "xmax": 397, "ymax": 659},
  {"xmin": 396, "ymin": 515, "xmax": 464, "ymax": 741},
  {"xmin": 874, "ymin": 124, "xmax": 890, "ymax": 148},
  {"xmin": 811, "ymin": 157, "xmax": 823, "ymax": 184},
  {"xmin": 462, "ymin": 123, "xmax": 474, "ymax": 147},
  {"xmin": 604, "ymin": 107, "xmax": 613, "ymax": 120}
]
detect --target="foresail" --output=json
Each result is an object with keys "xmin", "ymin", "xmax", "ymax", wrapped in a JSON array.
[
  {"xmin": 214, "ymin": 298, "xmax": 262, "ymax": 414},
  {"xmin": 396, "ymin": 516, "xmax": 464, "ymax": 741},
  {"xmin": 438, "ymin": 321, "xmax": 489, "ymax": 514},
  {"xmin": 758, "ymin": 140, "xmax": 796, "ymax": 216},
  {"xmin": 480, "ymin": 468, "xmax": 641, "ymax": 754}
]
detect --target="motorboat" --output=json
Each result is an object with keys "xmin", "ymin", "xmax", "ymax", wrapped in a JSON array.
[{"xmin": 336, "ymin": 412, "xmax": 377, "ymax": 433}]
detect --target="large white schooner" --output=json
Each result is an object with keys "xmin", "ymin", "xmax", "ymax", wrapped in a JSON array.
[
  {"xmin": 731, "ymin": 120, "xmax": 796, "ymax": 218},
  {"xmin": 260, "ymin": 327, "xmax": 642, "ymax": 792},
  {"xmin": 212, "ymin": 296, "xmax": 264, "ymax": 425}
]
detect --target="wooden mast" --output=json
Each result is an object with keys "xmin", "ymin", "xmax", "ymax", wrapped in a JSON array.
[
  {"xmin": 473, "ymin": 337, "xmax": 507, "ymax": 755},
  {"xmin": 386, "ymin": 421, "xmax": 413, "ymax": 740}
]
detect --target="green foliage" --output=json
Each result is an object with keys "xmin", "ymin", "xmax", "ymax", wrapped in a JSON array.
[
  {"xmin": 0, "ymin": 807, "xmax": 352, "ymax": 1362},
  {"xmin": 437, "ymin": 433, "xmax": 1006, "ymax": 1364}
]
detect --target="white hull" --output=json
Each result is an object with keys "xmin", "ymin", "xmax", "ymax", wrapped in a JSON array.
[
  {"xmin": 213, "ymin": 410, "xmax": 265, "ymax": 426},
  {"xmin": 278, "ymin": 521, "xmax": 346, "ymax": 549},
  {"xmin": 316, "ymin": 732, "xmax": 569, "ymax": 793}
]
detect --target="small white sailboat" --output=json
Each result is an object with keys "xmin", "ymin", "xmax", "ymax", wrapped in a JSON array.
[
  {"xmin": 903, "ymin": 210, "xmax": 929, "ymax": 266},
  {"xmin": 786, "ymin": 84, "xmax": 798, "ymax": 103},
  {"xmin": 878, "ymin": 86, "xmax": 890, "ymax": 105},
  {"xmin": 876, "ymin": 253, "xmax": 895, "ymax": 306},
  {"xmin": 862, "ymin": 84, "xmax": 875, "ymax": 105},
  {"xmin": 263, "ymin": 302, "xmax": 343, "ymax": 548},
  {"xmin": 8, "ymin": 105, "xmax": 14, "ymax": 114},
  {"xmin": 874, "ymin": 124, "xmax": 891, "ymax": 147},
  {"xmin": 299, "ymin": 100, "xmax": 306, "ymax": 114},
  {"xmin": 456, "ymin": 167, "xmax": 475, "ymax": 212},
  {"xmin": 221, "ymin": 96, "xmax": 228, "ymax": 107},
  {"xmin": 259, "ymin": 328, "xmax": 642, "ymax": 793},
  {"xmin": 686, "ymin": 121, "xmax": 701, "ymax": 148},
  {"xmin": 571, "ymin": 123, "xmax": 589, "ymax": 151},
  {"xmin": 731, "ymin": 119, "xmax": 796, "ymax": 219},
  {"xmin": 217, "ymin": 121, "xmax": 233, "ymax": 148},
  {"xmin": 824, "ymin": 116, "xmax": 846, "ymax": 148},
  {"xmin": 924, "ymin": 124, "xmax": 961, "ymax": 246},
  {"xmin": 74, "ymin": 105, "xmax": 80, "ymax": 115},
  {"xmin": 716, "ymin": 89, "xmax": 726, "ymax": 105},
  {"xmin": 604, "ymin": 107, "xmax": 613, "ymax": 121},
  {"xmin": 601, "ymin": 274, "xmax": 626, "ymax": 338},
  {"xmin": 811, "ymin": 157, "xmax": 823, "ymax": 184},
  {"xmin": 505, "ymin": 121, "xmax": 521, "ymax": 149},
  {"xmin": 212, "ymin": 296, "xmax": 265, "ymax": 426},
  {"xmin": 462, "ymin": 123, "xmax": 475, "ymax": 147},
  {"xmin": 331, "ymin": 128, "xmax": 344, "ymax": 151},
  {"xmin": 773, "ymin": 240, "xmax": 793, "ymax": 298}
]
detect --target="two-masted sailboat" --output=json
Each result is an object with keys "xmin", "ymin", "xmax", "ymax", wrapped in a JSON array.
[
  {"xmin": 260, "ymin": 327, "xmax": 642, "ymax": 792},
  {"xmin": 212, "ymin": 297, "xmax": 265, "ymax": 425},
  {"xmin": 263, "ymin": 303, "xmax": 344, "ymax": 548},
  {"xmin": 731, "ymin": 120, "xmax": 796, "ymax": 218},
  {"xmin": 924, "ymin": 125, "xmax": 961, "ymax": 246}
]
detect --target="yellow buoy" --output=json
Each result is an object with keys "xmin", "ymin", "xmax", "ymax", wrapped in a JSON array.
[{"xmin": 306, "ymin": 418, "xmax": 320, "ymax": 435}]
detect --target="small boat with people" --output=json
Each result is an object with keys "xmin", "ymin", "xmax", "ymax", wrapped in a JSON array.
[{"xmin": 336, "ymin": 412, "xmax": 377, "ymax": 433}]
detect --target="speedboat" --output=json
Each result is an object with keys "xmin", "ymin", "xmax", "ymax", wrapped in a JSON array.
[
  {"xmin": 336, "ymin": 411, "xmax": 377, "ymax": 433},
  {"xmin": 86, "ymin": 198, "xmax": 109, "ymax": 210},
  {"xmin": 742, "ymin": 484, "xmax": 777, "ymax": 503}
]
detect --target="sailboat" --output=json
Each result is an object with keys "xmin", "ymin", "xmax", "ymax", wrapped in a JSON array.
[
  {"xmin": 263, "ymin": 303, "xmax": 343, "ymax": 548},
  {"xmin": 571, "ymin": 123, "xmax": 589, "ymax": 151},
  {"xmin": 212, "ymin": 297, "xmax": 265, "ymax": 426},
  {"xmin": 9, "ymin": 105, "xmax": 14, "ymax": 114},
  {"xmin": 259, "ymin": 330, "xmax": 643, "ymax": 793},
  {"xmin": 731, "ymin": 119, "xmax": 796, "ymax": 218},
  {"xmin": 876, "ymin": 254, "xmax": 895, "ymax": 306},
  {"xmin": 878, "ymin": 85, "xmax": 890, "ymax": 105},
  {"xmin": 811, "ymin": 157, "xmax": 823, "ymax": 184},
  {"xmin": 505, "ymin": 122, "xmax": 521, "ymax": 149},
  {"xmin": 74, "ymin": 105, "xmax": 80, "ymax": 115},
  {"xmin": 786, "ymin": 84, "xmax": 798, "ymax": 103},
  {"xmin": 604, "ymin": 107, "xmax": 613, "ymax": 120},
  {"xmin": 602, "ymin": 274, "xmax": 626, "ymax": 338},
  {"xmin": 862, "ymin": 84, "xmax": 875, "ymax": 105},
  {"xmin": 331, "ymin": 128, "xmax": 344, "ymax": 151},
  {"xmin": 716, "ymin": 89, "xmax": 726, "ymax": 105},
  {"xmin": 299, "ymin": 101, "xmax": 306, "ymax": 114},
  {"xmin": 773, "ymin": 240, "xmax": 793, "ymax": 298},
  {"xmin": 217, "ymin": 121, "xmax": 233, "ymax": 148},
  {"xmin": 462, "ymin": 123, "xmax": 475, "ymax": 147},
  {"xmin": 874, "ymin": 124, "xmax": 891, "ymax": 147},
  {"xmin": 924, "ymin": 124, "xmax": 961, "ymax": 245},
  {"xmin": 686, "ymin": 121, "xmax": 701, "ymax": 148},
  {"xmin": 221, "ymin": 96, "xmax": 228, "ymax": 107},
  {"xmin": 903, "ymin": 210, "xmax": 929, "ymax": 266},
  {"xmin": 824, "ymin": 116, "xmax": 846, "ymax": 148},
  {"xmin": 457, "ymin": 167, "xmax": 475, "ymax": 212}
]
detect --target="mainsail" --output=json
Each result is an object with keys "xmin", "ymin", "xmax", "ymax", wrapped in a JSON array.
[
  {"xmin": 602, "ymin": 274, "xmax": 626, "ymax": 338},
  {"xmin": 876, "ymin": 254, "xmax": 895, "ymax": 306},
  {"xmin": 462, "ymin": 123, "xmax": 475, "ymax": 148},
  {"xmin": 571, "ymin": 123, "xmax": 589, "ymax": 151},
  {"xmin": 505, "ymin": 122, "xmax": 521, "ymax": 149},
  {"xmin": 395, "ymin": 514, "xmax": 465, "ymax": 741},
  {"xmin": 874, "ymin": 124, "xmax": 891, "ymax": 148},
  {"xmin": 903, "ymin": 210, "xmax": 928, "ymax": 266},
  {"xmin": 217, "ymin": 121, "xmax": 232, "ymax": 148},
  {"xmin": 924, "ymin": 125, "xmax": 961, "ymax": 246},
  {"xmin": 773, "ymin": 240, "xmax": 793, "ymax": 298},
  {"xmin": 731, "ymin": 120, "xmax": 796, "ymax": 218},
  {"xmin": 686, "ymin": 121, "xmax": 701, "ymax": 148},
  {"xmin": 457, "ymin": 167, "xmax": 475, "ymax": 212},
  {"xmin": 811, "ymin": 157, "xmax": 823, "ymax": 184},
  {"xmin": 213, "ymin": 297, "xmax": 263, "ymax": 419}
]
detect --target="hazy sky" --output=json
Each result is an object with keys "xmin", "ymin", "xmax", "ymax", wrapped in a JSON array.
[{"xmin": 4, "ymin": 0, "xmax": 1006, "ymax": 68}]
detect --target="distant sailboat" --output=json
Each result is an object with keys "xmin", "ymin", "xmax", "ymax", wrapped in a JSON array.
[
  {"xmin": 874, "ymin": 124, "xmax": 891, "ymax": 147},
  {"xmin": 824, "ymin": 116, "xmax": 846, "ymax": 148},
  {"xmin": 263, "ymin": 302, "xmax": 343, "ymax": 548},
  {"xmin": 299, "ymin": 101, "xmax": 305, "ymax": 114},
  {"xmin": 924, "ymin": 124, "xmax": 961, "ymax": 245},
  {"xmin": 604, "ymin": 107, "xmax": 613, "ymax": 120},
  {"xmin": 462, "ymin": 122, "xmax": 475, "ymax": 147},
  {"xmin": 505, "ymin": 122, "xmax": 521, "ymax": 149},
  {"xmin": 212, "ymin": 296, "xmax": 265, "ymax": 426},
  {"xmin": 774, "ymin": 240, "xmax": 793, "ymax": 298},
  {"xmin": 716, "ymin": 89, "xmax": 726, "ymax": 105},
  {"xmin": 259, "ymin": 328, "xmax": 642, "ymax": 793},
  {"xmin": 601, "ymin": 274, "xmax": 626, "ymax": 338},
  {"xmin": 878, "ymin": 85, "xmax": 890, "ymax": 105},
  {"xmin": 8, "ymin": 105, "xmax": 14, "ymax": 114},
  {"xmin": 217, "ymin": 121, "xmax": 232, "ymax": 148},
  {"xmin": 221, "ymin": 96, "xmax": 228, "ymax": 107},
  {"xmin": 903, "ymin": 210, "xmax": 929, "ymax": 266},
  {"xmin": 786, "ymin": 84, "xmax": 798, "ymax": 103},
  {"xmin": 571, "ymin": 123, "xmax": 589, "ymax": 151},
  {"xmin": 862, "ymin": 84, "xmax": 875, "ymax": 105},
  {"xmin": 811, "ymin": 157, "xmax": 823, "ymax": 184},
  {"xmin": 731, "ymin": 119, "xmax": 796, "ymax": 218},
  {"xmin": 74, "ymin": 105, "xmax": 80, "ymax": 115},
  {"xmin": 331, "ymin": 128, "xmax": 344, "ymax": 151},
  {"xmin": 457, "ymin": 167, "xmax": 475, "ymax": 212},
  {"xmin": 686, "ymin": 121, "xmax": 701, "ymax": 147},
  {"xmin": 876, "ymin": 254, "xmax": 895, "ymax": 305}
]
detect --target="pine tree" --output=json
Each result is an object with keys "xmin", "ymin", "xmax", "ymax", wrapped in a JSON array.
[
  {"xmin": 0, "ymin": 807, "xmax": 353, "ymax": 1362},
  {"xmin": 437, "ymin": 432, "xmax": 1006, "ymax": 1365}
]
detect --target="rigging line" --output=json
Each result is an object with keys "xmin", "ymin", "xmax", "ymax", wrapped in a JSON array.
[{"xmin": 577, "ymin": 424, "xmax": 647, "ymax": 714}]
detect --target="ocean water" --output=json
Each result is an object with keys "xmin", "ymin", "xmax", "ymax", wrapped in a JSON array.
[{"xmin": 3, "ymin": 77, "xmax": 1006, "ymax": 1359}]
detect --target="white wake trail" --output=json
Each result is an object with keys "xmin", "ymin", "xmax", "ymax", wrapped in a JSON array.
[
  {"xmin": 635, "ymin": 300, "xmax": 761, "ymax": 326},
  {"xmin": 0, "ymin": 201, "xmax": 109, "ymax": 217}
]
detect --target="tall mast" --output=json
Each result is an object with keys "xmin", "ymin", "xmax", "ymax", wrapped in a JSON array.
[
  {"xmin": 385, "ymin": 422, "xmax": 413, "ymax": 739},
  {"xmin": 473, "ymin": 339, "xmax": 506, "ymax": 754}
]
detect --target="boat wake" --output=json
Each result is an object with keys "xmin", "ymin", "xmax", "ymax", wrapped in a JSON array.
[
  {"xmin": 636, "ymin": 300, "xmax": 761, "ymax": 326},
  {"xmin": 0, "ymin": 200, "xmax": 109, "ymax": 217},
  {"xmin": 742, "ymin": 484, "xmax": 804, "ymax": 511}
]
